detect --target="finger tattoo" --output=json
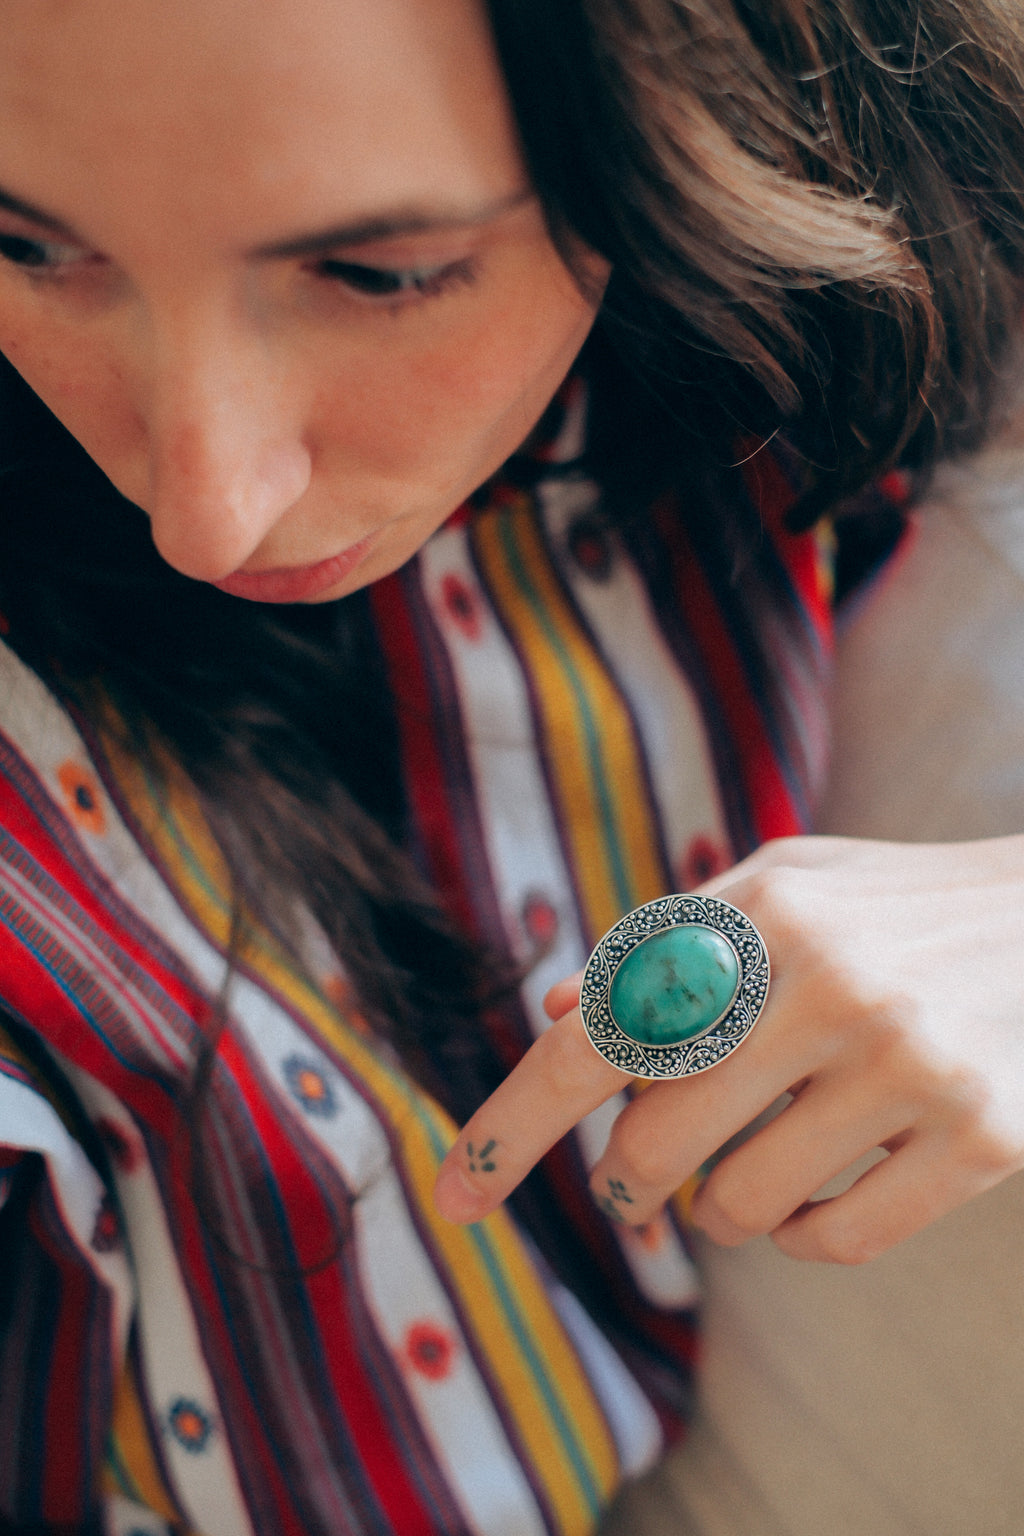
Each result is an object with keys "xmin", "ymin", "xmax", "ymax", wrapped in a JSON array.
[{"xmin": 466, "ymin": 1139, "xmax": 498, "ymax": 1174}]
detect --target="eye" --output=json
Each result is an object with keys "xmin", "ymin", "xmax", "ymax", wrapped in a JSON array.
[
  {"xmin": 314, "ymin": 256, "xmax": 477, "ymax": 302},
  {"xmin": 0, "ymin": 231, "xmax": 93, "ymax": 272}
]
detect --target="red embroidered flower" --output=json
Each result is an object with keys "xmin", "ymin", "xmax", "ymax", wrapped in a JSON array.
[
  {"xmin": 679, "ymin": 834, "xmax": 726, "ymax": 890},
  {"xmin": 57, "ymin": 760, "xmax": 107, "ymax": 837},
  {"xmin": 96, "ymin": 1117, "xmax": 139, "ymax": 1173},
  {"xmin": 567, "ymin": 516, "xmax": 613, "ymax": 581},
  {"xmin": 520, "ymin": 891, "xmax": 559, "ymax": 951},
  {"xmin": 91, "ymin": 1193, "xmax": 121, "ymax": 1253},
  {"xmin": 404, "ymin": 1320, "xmax": 458, "ymax": 1382},
  {"xmin": 440, "ymin": 573, "xmax": 483, "ymax": 643}
]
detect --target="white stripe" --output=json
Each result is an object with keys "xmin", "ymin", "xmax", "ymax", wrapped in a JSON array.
[
  {"xmin": 231, "ymin": 988, "xmax": 549, "ymax": 1536},
  {"xmin": 547, "ymin": 1278, "xmax": 663, "ymax": 1478},
  {"xmin": 0, "ymin": 1070, "xmax": 132, "ymax": 1355},
  {"xmin": 66, "ymin": 1072, "xmax": 256, "ymax": 1536},
  {"xmin": 417, "ymin": 517, "xmax": 699, "ymax": 1330},
  {"xmin": 105, "ymin": 1493, "xmax": 174, "ymax": 1536},
  {"xmin": 0, "ymin": 642, "xmax": 239, "ymax": 1003}
]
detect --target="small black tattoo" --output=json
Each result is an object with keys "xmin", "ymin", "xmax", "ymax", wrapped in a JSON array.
[
  {"xmin": 467, "ymin": 1138, "xmax": 497, "ymax": 1174},
  {"xmin": 596, "ymin": 1194, "xmax": 629, "ymax": 1225},
  {"xmin": 606, "ymin": 1177, "xmax": 634, "ymax": 1205}
]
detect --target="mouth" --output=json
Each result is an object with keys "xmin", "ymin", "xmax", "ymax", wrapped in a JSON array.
[{"xmin": 211, "ymin": 533, "xmax": 379, "ymax": 603}]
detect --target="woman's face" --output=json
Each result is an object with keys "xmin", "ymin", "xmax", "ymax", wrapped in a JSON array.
[{"xmin": 0, "ymin": 0, "xmax": 606, "ymax": 601}]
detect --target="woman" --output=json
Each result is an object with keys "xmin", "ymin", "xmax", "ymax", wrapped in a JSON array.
[{"xmin": 0, "ymin": 0, "xmax": 1023, "ymax": 1532}]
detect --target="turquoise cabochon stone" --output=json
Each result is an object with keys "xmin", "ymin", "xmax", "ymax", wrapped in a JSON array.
[{"xmin": 608, "ymin": 924, "xmax": 740, "ymax": 1046}]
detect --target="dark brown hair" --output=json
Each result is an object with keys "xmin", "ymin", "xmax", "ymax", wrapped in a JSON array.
[
  {"xmin": 491, "ymin": 0, "xmax": 1024, "ymax": 518},
  {"xmin": 2, "ymin": 0, "xmax": 1024, "ymax": 1121}
]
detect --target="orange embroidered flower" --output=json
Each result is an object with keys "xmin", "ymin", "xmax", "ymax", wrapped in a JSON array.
[
  {"xmin": 633, "ymin": 1214, "xmax": 671, "ymax": 1254},
  {"xmin": 323, "ymin": 973, "xmax": 372, "ymax": 1036},
  {"xmin": 57, "ymin": 760, "xmax": 107, "ymax": 836}
]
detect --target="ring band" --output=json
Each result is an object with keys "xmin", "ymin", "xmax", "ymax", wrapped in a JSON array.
[{"xmin": 579, "ymin": 894, "xmax": 770, "ymax": 1079}]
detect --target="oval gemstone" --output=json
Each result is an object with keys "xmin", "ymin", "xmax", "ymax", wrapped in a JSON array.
[{"xmin": 609, "ymin": 924, "xmax": 739, "ymax": 1046}]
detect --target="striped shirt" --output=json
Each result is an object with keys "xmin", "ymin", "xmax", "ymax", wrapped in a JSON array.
[{"xmin": 0, "ymin": 389, "xmax": 833, "ymax": 1535}]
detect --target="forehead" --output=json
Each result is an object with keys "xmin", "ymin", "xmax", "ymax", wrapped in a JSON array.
[{"xmin": 0, "ymin": 0, "xmax": 522, "ymax": 243}]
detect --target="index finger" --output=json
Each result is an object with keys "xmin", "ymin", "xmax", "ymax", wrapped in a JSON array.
[{"xmin": 433, "ymin": 1006, "xmax": 631, "ymax": 1223}]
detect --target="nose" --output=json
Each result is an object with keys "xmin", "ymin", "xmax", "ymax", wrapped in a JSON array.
[{"xmin": 143, "ymin": 326, "xmax": 313, "ymax": 583}]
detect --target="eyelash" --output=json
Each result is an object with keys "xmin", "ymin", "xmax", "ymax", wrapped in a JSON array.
[
  {"xmin": 0, "ymin": 232, "xmax": 479, "ymax": 308},
  {"xmin": 313, "ymin": 256, "xmax": 479, "ymax": 304},
  {"xmin": 0, "ymin": 232, "xmax": 91, "ymax": 271}
]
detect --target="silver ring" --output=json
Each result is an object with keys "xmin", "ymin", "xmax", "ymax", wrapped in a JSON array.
[{"xmin": 579, "ymin": 894, "xmax": 770, "ymax": 1079}]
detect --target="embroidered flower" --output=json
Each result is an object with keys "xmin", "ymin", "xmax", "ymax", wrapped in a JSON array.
[
  {"xmin": 520, "ymin": 891, "xmax": 559, "ymax": 951},
  {"xmin": 404, "ymin": 1320, "xmax": 458, "ymax": 1382},
  {"xmin": 166, "ymin": 1397, "xmax": 214, "ymax": 1454},
  {"xmin": 283, "ymin": 1054, "xmax": 338, "ymax": 1118},
  {"xmin": 679, "ymin": 834, "xmax": 726, "ymax": 890},
  {"xmin": 321, "ymin": 973, "xmax": 371, "ymax": 1036},
  {"xmin": 567, "ymin": 516, "xmax": 613, "ymax": 582},
  {"xmin": 90, "ymin": 1192, "xmax": 121, "ymax": 1253},
  {"xmin": 632, "ymin": 1214, "xmax": 670, "ymax": 1254},
  {"xmin": 96, "ymin": 1116, "xmax": 139, "ymax": 1173},
  {"xmin": 440, "ymin": 572, "xmax": 483, "ymax": 643},
  {"xmin": 57, "ymin": 760, "xmax": 107, "ymax": 837}
]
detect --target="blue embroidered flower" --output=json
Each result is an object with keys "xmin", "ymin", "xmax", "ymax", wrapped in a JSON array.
[
  {"xmin": 282, "ymin": 1054, "xmax": 338, "ymax": 1118},
  {"xmin": 166, "ymin": 1397, "xmax": 214, "ymax": 1454}
]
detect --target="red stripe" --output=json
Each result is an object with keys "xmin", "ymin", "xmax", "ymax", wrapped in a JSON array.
[
  {"xmin": 31, "ymin": 1206, "xmax": 102, "ymax": 1521},
  {"xmin": 742, "ymin": 450, "xmax": 832, "ymax": 643},
  {"xmin": 213, "ymin": 1030, "xmax": 447, "ymax": 1533},
  {"xmin": 157, "ymin": 1118, "xmax": 313, "ymax": 1536},
  {"xmin": 654, "ymin": 503, "xmax": 803, "ymax": 844},
  {"xmin": 369, "ymin": 573, "xmax": 483, "ymax": 941}
]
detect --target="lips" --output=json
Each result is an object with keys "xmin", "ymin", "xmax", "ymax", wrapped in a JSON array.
[{"xmin": 211, "ymin": 533, "xmax": 378, "ymax": 603}]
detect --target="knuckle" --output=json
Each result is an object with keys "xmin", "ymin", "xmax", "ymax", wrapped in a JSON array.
[
  {"xmin": 696, "ymin": 1171, "xmax": 774, "ymax": 1242},
  {"xmin": 946, "ymin": 1112, "xmax": 1022, "ymax": 1180},
  {"xmin": 797, "ymin": 1206, "xmax": 884, "ymax": 1266},
  {"xmin": 730, "ymin": 863, "xmax": 832, "ymax": 960},
  {"xmin": 606, "ymin": 1111, "xmax": 681, "ymax": 1190},
  {"xmin": 850, "ymin": 996, "xmax": 925, "ymax": 1072}
]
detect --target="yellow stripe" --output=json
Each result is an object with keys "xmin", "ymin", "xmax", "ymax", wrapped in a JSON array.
[
  {"xmin": 271, "ymin": 1004, "xmax": 620, "ymax": 1529},
  {"xmin": 399, "ymin": 1098, "xmax": 620, "ymax": 1529},
  {"xmin": 101, "ymin": 735, "xmax": 619, "ymax": 1530},
  {"xmin": 473, "ymin": 502, "xmax": 666, "ymax": 940},
  {"xmin": 104, "ymin": 1354, "xmax": 185, "ymax": 1526}
]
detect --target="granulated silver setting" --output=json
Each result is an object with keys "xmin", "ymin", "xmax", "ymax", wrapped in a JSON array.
[{"xmin": 580, "ymin": 894, "xmax": 770, "ymax": 1079}]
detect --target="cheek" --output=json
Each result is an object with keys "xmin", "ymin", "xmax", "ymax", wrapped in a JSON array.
[
  {"xmin": 0, "ymin": 308, "xmax": 142, "ymax": 473},
  {"xmin": 320, "ymin": 275, "xmax": 599, "ymax": 480}
]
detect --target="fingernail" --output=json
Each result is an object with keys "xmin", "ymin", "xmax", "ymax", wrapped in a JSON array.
[{"xmin": 434, "ymin": 1160, "xmax": 490, "ymax": 1224}]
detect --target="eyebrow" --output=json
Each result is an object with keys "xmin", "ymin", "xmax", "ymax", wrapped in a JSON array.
[
  {"xmin": 0, "ymin": 185, "xmax": 80, "ymax": 238},
  {"xmin": 0, "ymin": 180, "xmax": 534, "ymax": 257},
  {"xmin": 251, "ymin": 188, "xmax": 533, "ymax": 259}
]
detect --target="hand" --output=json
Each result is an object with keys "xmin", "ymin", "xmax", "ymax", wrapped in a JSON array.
[{"xmin": 434, "ymin": 835, "xmax": 1024, "ymax": 1263}]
